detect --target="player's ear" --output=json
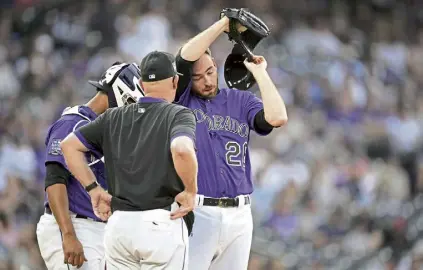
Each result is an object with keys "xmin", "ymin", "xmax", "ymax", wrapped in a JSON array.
[{"xmin": 173, "ymin": 75, "xmax": 179, "ymax": 90}]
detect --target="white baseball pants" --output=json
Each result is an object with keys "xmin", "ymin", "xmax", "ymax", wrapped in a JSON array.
[
  {"xmin": 36, "ymin": 213, "xmax": 106, "ymax": 270},
  {"xmin": 104, "ymin": 207, "xmax": 188, "ymax": 270},
  {"xmin": 188, "ymin": 195, "xmax": 253, "ymax": 270}
]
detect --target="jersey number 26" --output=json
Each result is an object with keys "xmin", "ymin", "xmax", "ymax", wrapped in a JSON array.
[{"xmin": 225, "ymin": 141, "xmax": 247, "ymax": 167}]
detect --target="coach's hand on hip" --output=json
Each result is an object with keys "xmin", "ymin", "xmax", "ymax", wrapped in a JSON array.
[
  {"xmin": 62, "ymin": 233, "xmax": 87, "ymax": 268},
  {"xmin": 171, "ymin": 190, "xmax": 196, "ymax": 220},
  {"xmin": 88, "ymin": 187, "xmax": 112, "ymax": 221}
]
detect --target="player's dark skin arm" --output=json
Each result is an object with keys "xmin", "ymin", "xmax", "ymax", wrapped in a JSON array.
[
  {"xmin": 45, "ymin": 163, "xmax": 87, "ymax": 268},
  {"xmin": 46, "ymin": 184, "xmax": 75, "ymax": 236}
]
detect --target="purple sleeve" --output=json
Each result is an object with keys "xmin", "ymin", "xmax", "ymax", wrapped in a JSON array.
[
  {"xmin": 45, "ymin": 120, "xmax": 86, "ymax": 167},
  {"xmin": 244, "ymin": 92, "xmax": 264, "ymax": 131}
]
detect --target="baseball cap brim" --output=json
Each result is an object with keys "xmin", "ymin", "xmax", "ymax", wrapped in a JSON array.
[{"xmin": 89, "ymin": 80, "xmax": 106, "ymax": 90}]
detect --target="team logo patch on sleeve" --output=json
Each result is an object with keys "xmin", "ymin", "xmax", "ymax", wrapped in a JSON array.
[{"xmin": 48, "ymin": 139, "xmax": 63, "ymax": 156}]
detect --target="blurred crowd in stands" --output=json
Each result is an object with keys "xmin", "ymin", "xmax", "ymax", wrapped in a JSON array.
[{"xmin": 1, "ymin": 0, "xmax": 423, "ymax": 269}]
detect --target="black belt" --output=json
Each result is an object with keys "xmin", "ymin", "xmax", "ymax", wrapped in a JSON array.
[
  {"xmin": 45, "ymin": 207, "xmax": 106, "ymax": 224},
  {"xmin": 202, "ymin": 196, "xmax": 251, "ymax": 208}
]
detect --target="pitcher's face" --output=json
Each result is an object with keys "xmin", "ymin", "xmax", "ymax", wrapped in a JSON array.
[{"xmin": 191, "ymin": 54, "xmax": 218, "ymax": 98}]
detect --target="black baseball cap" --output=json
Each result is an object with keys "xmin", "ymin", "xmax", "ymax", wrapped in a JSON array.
[{"xmin": 140, "ymin": 51, "xmax": 181, "ymax": 82}]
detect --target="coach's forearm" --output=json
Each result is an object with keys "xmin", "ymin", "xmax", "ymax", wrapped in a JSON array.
[
  {"xmin": 61, "ymin": 144, "xmax": 97, "ymax": 188},
  {"xmin": 46, "ymin": 184, "xmax": 76, "ymax": 237},
  {"xmin": 254, "ymin": 71, "xmax": 288, "ymax": 127},
  {"xmin": 171, "ymin": 137, "xmax": 198, "ymax": 193},
  {"xmin": 180, "ymin": 17, "xmax": 229, "ymax": 61}
]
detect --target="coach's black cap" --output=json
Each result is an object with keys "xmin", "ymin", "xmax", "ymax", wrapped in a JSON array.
[{"xmin": 140, "ymin": 51, "xmax": 181, "ymax": 82}]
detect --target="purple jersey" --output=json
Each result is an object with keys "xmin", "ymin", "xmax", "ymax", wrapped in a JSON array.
[
  {"xmin": 177, "ymin": 84, "xmax": 268, "ymax": 198},
  {"xmin": 44, "ymin": 105, "xmax": 107, "ymax": 221}
]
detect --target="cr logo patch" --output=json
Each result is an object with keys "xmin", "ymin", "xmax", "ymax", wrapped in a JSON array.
[{"xmin": 48, "ymin": 139, "xmax": 62, "ymax": 156}]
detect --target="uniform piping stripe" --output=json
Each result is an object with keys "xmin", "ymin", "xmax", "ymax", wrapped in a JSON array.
[
  {"xmin": 181, "ymin": 219, "xmax": 186, "ymax": 270},
  {"xmin": 73, "ymin": 120, "xmax": 90, "ymax": 132}
]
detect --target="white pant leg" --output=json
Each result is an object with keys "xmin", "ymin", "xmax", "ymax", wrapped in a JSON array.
[
  {"xmin": 209, "ymin": 205, "xmax": 253, "ymax": 270},
  {"xmin": 188, "ymin": 206, "xmax": 222, "ymax": 270},
  {"xmin": 104, "ymin": 209, "xmax": 188, "ymax": 270},
  {"xmin": 72, "ymin": 218, "xmax": 106, "ymax": 269},
  {"xmin": 36, "ymin": 213, "xmax": 105, "ymax": 270},
  {"xmin": 36, "ymin": 214, "xmax": 65, "ymax": 270}
]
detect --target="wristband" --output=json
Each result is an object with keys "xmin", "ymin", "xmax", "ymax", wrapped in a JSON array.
[{"xmin": 85, "ymin": 181, "xmax": 99, "ymax": 193}]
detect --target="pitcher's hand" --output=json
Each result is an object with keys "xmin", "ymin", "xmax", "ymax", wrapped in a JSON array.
[{"xmin": 244, "ymin": 55, "xmax": 267, "ymax": 73}]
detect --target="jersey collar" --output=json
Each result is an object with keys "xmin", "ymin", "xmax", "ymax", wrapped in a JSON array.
[
  {"xmin": 79, "ymin": 106, "xmax": 98, "ymax": 120},
  {"xmin": 200, "ymin": 88, "xmax": 226, "ymax": 104},
  {"xmin": 138, "ymin": 97, "xmax": 167, "ymax": 103}
]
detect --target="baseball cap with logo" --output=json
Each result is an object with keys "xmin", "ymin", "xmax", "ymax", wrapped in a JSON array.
[{"xmin": 140, "ymin": 51, "xmax": 181, "ymax": 82}]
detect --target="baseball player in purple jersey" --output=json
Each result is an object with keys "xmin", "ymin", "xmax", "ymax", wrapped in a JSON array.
[
  {"xmin": 36, "ymin": 62, "xmax": 144, "ymax": 270},
  {"xmin": 174, "ymin": 16, "xmax": 288, "ymax": 269}
]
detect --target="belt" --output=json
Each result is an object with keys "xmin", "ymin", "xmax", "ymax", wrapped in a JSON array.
[
  {"xmin": 199, "ymin": 195, "xmax": 251, "ymax": 208},
  {"xmin": 45, "ymin": 207, "xmax": 106, "ymax": 224}
]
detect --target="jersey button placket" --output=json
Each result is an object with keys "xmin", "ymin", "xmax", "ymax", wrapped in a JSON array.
[{"xmin": 206, "ymin": 99, "xmax": 212, "ymax": 113}]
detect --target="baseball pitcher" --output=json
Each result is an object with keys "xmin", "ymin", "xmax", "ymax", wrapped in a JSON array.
[
  {"xmin": 174, "ymin": 9, "xmax": 288, "ymax": 270},
  {"xmin": 36, "ymin": 62, "xmax": 144, "ymax": 269}
]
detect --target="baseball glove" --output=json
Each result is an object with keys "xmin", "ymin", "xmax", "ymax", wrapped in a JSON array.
[
  {"xmin": 220, "ymin": 8, "xmax": 270, "ymax": 90},
  {"xmin": 220, "ymin": 8, "xmax": 270, "ymax": 62}
]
